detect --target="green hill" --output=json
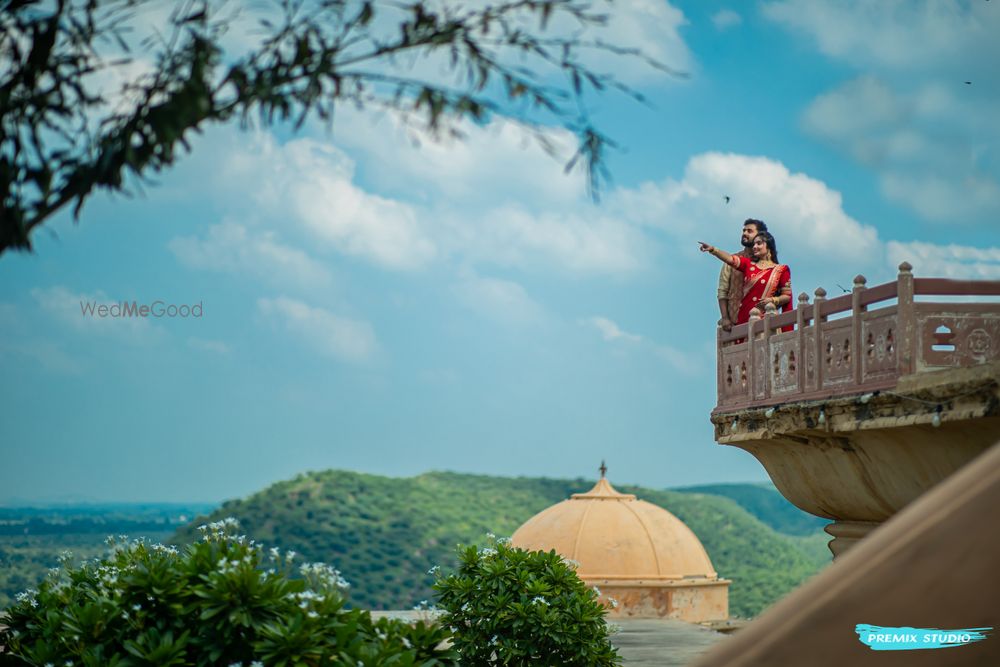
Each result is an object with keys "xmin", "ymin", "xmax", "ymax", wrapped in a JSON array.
[
  {"xmin": 672, "ymin": 483, "xmax": 831, "ymax": 536},
  {"xmin": 0, "ymin": 503, "xmax": 214, "ymax": 608},
  {"xmin": 172, "ymin": 470, "xmax": 830, "ymax": 618}
]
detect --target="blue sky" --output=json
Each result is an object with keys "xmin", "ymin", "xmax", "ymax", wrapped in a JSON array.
[{"xmin": 3, "ymin": 0, "xmax": 999, "ymax": 503}]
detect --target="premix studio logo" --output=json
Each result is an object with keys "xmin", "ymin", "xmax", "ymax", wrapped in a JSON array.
[{"xmin": 856, "ymin": 624, "xmax": 992, "ymax": 651}]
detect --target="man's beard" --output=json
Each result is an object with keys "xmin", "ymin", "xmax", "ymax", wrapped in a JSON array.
[{"xmin": 741, "ymin": 237, "xmax": 753, "ymax": 248}]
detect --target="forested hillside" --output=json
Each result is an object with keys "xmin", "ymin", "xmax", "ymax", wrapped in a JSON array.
[
  {"xmin": 673, "ymin": 483, "xmax": 831, "ymax": 536},
  {"xmin": 172, "ymin": 471, "xmax": 830, "ymax": 618},
  {"xmin": 0, "ymin": 503, "xmax": 214, "ymax": 607}
]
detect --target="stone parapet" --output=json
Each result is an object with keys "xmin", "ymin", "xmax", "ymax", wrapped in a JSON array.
[
  {"xmin": 588, "ymin": 578, "xmax": 730, "ymax": 622},
  {"xmin": 710, "ymin": 361, "xmax": 1000, "ymax": 556}
]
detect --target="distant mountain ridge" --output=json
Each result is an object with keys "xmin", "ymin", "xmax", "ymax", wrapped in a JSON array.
[
  {"xmin": 671, "ymin": 483, "xmax": 831, "ymax": 536},
  {"xmin": 171, "ymin": 470, "xmax": 831, "ymax": 618}
]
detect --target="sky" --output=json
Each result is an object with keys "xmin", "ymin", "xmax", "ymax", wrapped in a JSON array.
[{"xmin": 2, "ymin": 0, "xmax": 999, "ymax": 504}]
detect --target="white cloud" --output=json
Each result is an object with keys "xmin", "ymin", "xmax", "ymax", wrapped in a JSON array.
[
  {"xmin": 0, "ymin": 302, "xmax": 84, "ymax": 374},
  {"xmin": 582, "ymin": 315, "xmax": 700, "ymax": 375},
  {"xmin": 886, "ymin": 241, "xmax": 1000, "ymax": 280},
  {"xmin": 802, "ymin": 76, "xmax": 1000, "ymax": 222},
  {"xmin": 169, "ymin": 221, "xmax": 334, "ymax": 289},
  {"xmin": 766, "ymin": 2, "xmax": 1000, "ymax": 226},
  {"xmin": 2, "ymin": 339, "xmax": 86, "ymax": 375},
  {"xmin": 585, "ymin": 316, "xmax": 642, "ymax": 343},
  {"xmin": 802, "ymin": 76, "xmax": 902, "ymax": 145},
  {"xmin": 453, "ymin": 274, "xmax": 546, "ymax": 327},
  {"xmin": 652, "ymin": 343, "xmax": 700, "ymax": 375},
  {"xmin": 281, "ymin": 141, "xmax": 436, "ymax": 270},
  {"xmin": 575, "ymin": 0, "xmax": 693, "ymax": 83},
  {"xmin": 187, "ymin": 337, "xmax": 231, "ymax": 354},
  {"xmin": 334, "ymin": 111, "xmax": 585, "ymax": 206},
  {"xmin": 711, "ymin": 10, "xmax": 743, "ymax": 31},
  {"xmin": 196, "ymin": 131, "xmax": 437, "ymax": 272},
  {"xmin": 84, "ymin": 57, "xmax": 157, "ymax": 116},
  {"xmin": 257, "ymin": 296, "xmax": 377, "ymax": 363},
  {"xmin": 880, "ymin": 172, "xmax": 1000, "ymax": 222},
  {"xmin": 761, "ymin": 0, "xmax": 999, "ymax": 71},
  {"xmin": 611, "ymin": 152, "xmax": 881, "ymax": 268},
  {"xmin": 411, "ymin": 0, "xmax": 693, "ymax": 86},
  {"xmin": 330, "ymin": 111, "xmax": 651, "ymax": 275},
  {"xmin": 449, "ymin": 205, "xmax": 650, "ymax": 275}
]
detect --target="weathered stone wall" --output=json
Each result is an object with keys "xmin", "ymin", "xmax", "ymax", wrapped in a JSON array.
[
  {"xmin": 587, "ymin": 579, "xmax": 730, "ymax": 623},
  {"xmin": 711, "ymin": 362, "xmax": 1000, "ymax": 555}
]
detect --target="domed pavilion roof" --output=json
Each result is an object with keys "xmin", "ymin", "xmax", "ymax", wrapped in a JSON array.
[{"xmin": 511, "ymin": 471, "xmax": 718, "ymax": 581}]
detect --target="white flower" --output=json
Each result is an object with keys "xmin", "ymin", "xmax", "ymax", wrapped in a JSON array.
[
  {"xmin": 608, "ymin": 597, "xmax": 619, "ymax": 609},
  {"xmin": 427, "ymin": 565, "xmax": 441, "ymax": 575},
  {"xmin": 401, "ymin": 637, "xmax": 412, "ymax": 649},
  {"xmin": 531, "ymin": 596, "xmax": 548, "ymax": 606}
]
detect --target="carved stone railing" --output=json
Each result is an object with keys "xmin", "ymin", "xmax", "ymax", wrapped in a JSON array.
[{"xmin": 715, "ymin": 262, "xmax": 1000, "ymax": 414}]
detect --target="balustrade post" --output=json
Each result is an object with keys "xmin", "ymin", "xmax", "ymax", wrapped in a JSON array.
[
  {"xmin": 717, "ymin": 322, "xmax": 724, "ymax": 406},
  {"xmin": 852, "ymin": 275, "xmax": 867, "ymax": 385},
  {"xmin": 764, "ymin": 302, "xmax": 777, "ymax": 400},
  {"xmin": 797, "ymin": 292, "xmax": 808, "ymax": 391},
  {"xmin": 749, "ymin": 309, "xmax": 761, "ymax": 399},
  {"xmin": 814, "ymin": 287, "xmax": 827, "ymax": 391},
  {"xmin": 897, "ymin": 262, "xmax": 915, "ymax": 375}
]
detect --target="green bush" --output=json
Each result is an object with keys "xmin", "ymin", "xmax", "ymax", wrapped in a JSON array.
[
  {"xmin": 0, "ymin": 519, "xmax": 455, "ymax": 666},
  {"xmin": 433, "ymin": 536, "xmax": 620, "ymax": 666}
]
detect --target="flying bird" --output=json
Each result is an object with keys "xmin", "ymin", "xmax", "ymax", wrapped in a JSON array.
[
  {"xmin": 965, "ymin": 81, "xmax": 972, "ymax": 85},
  {"xmin": 724, "ymin": 196, "xmax": 730, "ymax": 204}
]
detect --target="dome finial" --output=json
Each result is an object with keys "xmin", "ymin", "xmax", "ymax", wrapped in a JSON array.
[{"xmin": 599, "ymin": 460, "xmax": 607, "ymax": 479}]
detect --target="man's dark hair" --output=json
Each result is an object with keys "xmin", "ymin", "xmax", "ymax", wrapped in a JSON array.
[{"xmin": 744, "ymin": 218, "xmax": 768, "ymax": 233}]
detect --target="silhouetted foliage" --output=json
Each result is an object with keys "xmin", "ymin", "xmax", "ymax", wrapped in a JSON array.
[{"xmin": 1, "ymin": 0, "xmax": 671, "ymax": 256}]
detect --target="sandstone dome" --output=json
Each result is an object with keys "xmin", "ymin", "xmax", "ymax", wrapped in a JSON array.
[{"xmin": 511, "ymin": 476, "xmax": 718, "ymax": 581}]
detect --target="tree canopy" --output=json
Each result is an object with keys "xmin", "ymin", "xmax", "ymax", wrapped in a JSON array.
[{"xmin": 1, "ymin": 0, "xmax": 672, "ymax": 257}]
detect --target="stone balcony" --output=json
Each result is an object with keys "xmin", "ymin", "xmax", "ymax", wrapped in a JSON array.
[{"xmin": 710, "ymin": 263, "xmax": 1000, "ymax": 556}]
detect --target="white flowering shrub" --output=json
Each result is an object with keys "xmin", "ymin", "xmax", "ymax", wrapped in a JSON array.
[
  {"xmin": 0, "ymin": 518, "xmax": 455, "ymax": 666},
  {"xmin": 433, "ymin": 536, "xmax": 620, "ymax": 666}
]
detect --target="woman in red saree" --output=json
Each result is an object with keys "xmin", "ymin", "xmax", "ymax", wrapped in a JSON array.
[{"xmin": 699, "ymin": 232, "xmax": 793, "ymax": 332}]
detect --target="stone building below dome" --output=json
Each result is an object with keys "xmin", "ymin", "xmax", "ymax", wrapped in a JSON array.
[{"xmin": 511, "ymin": 471, "xmax": 729, "ymax": 622}]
